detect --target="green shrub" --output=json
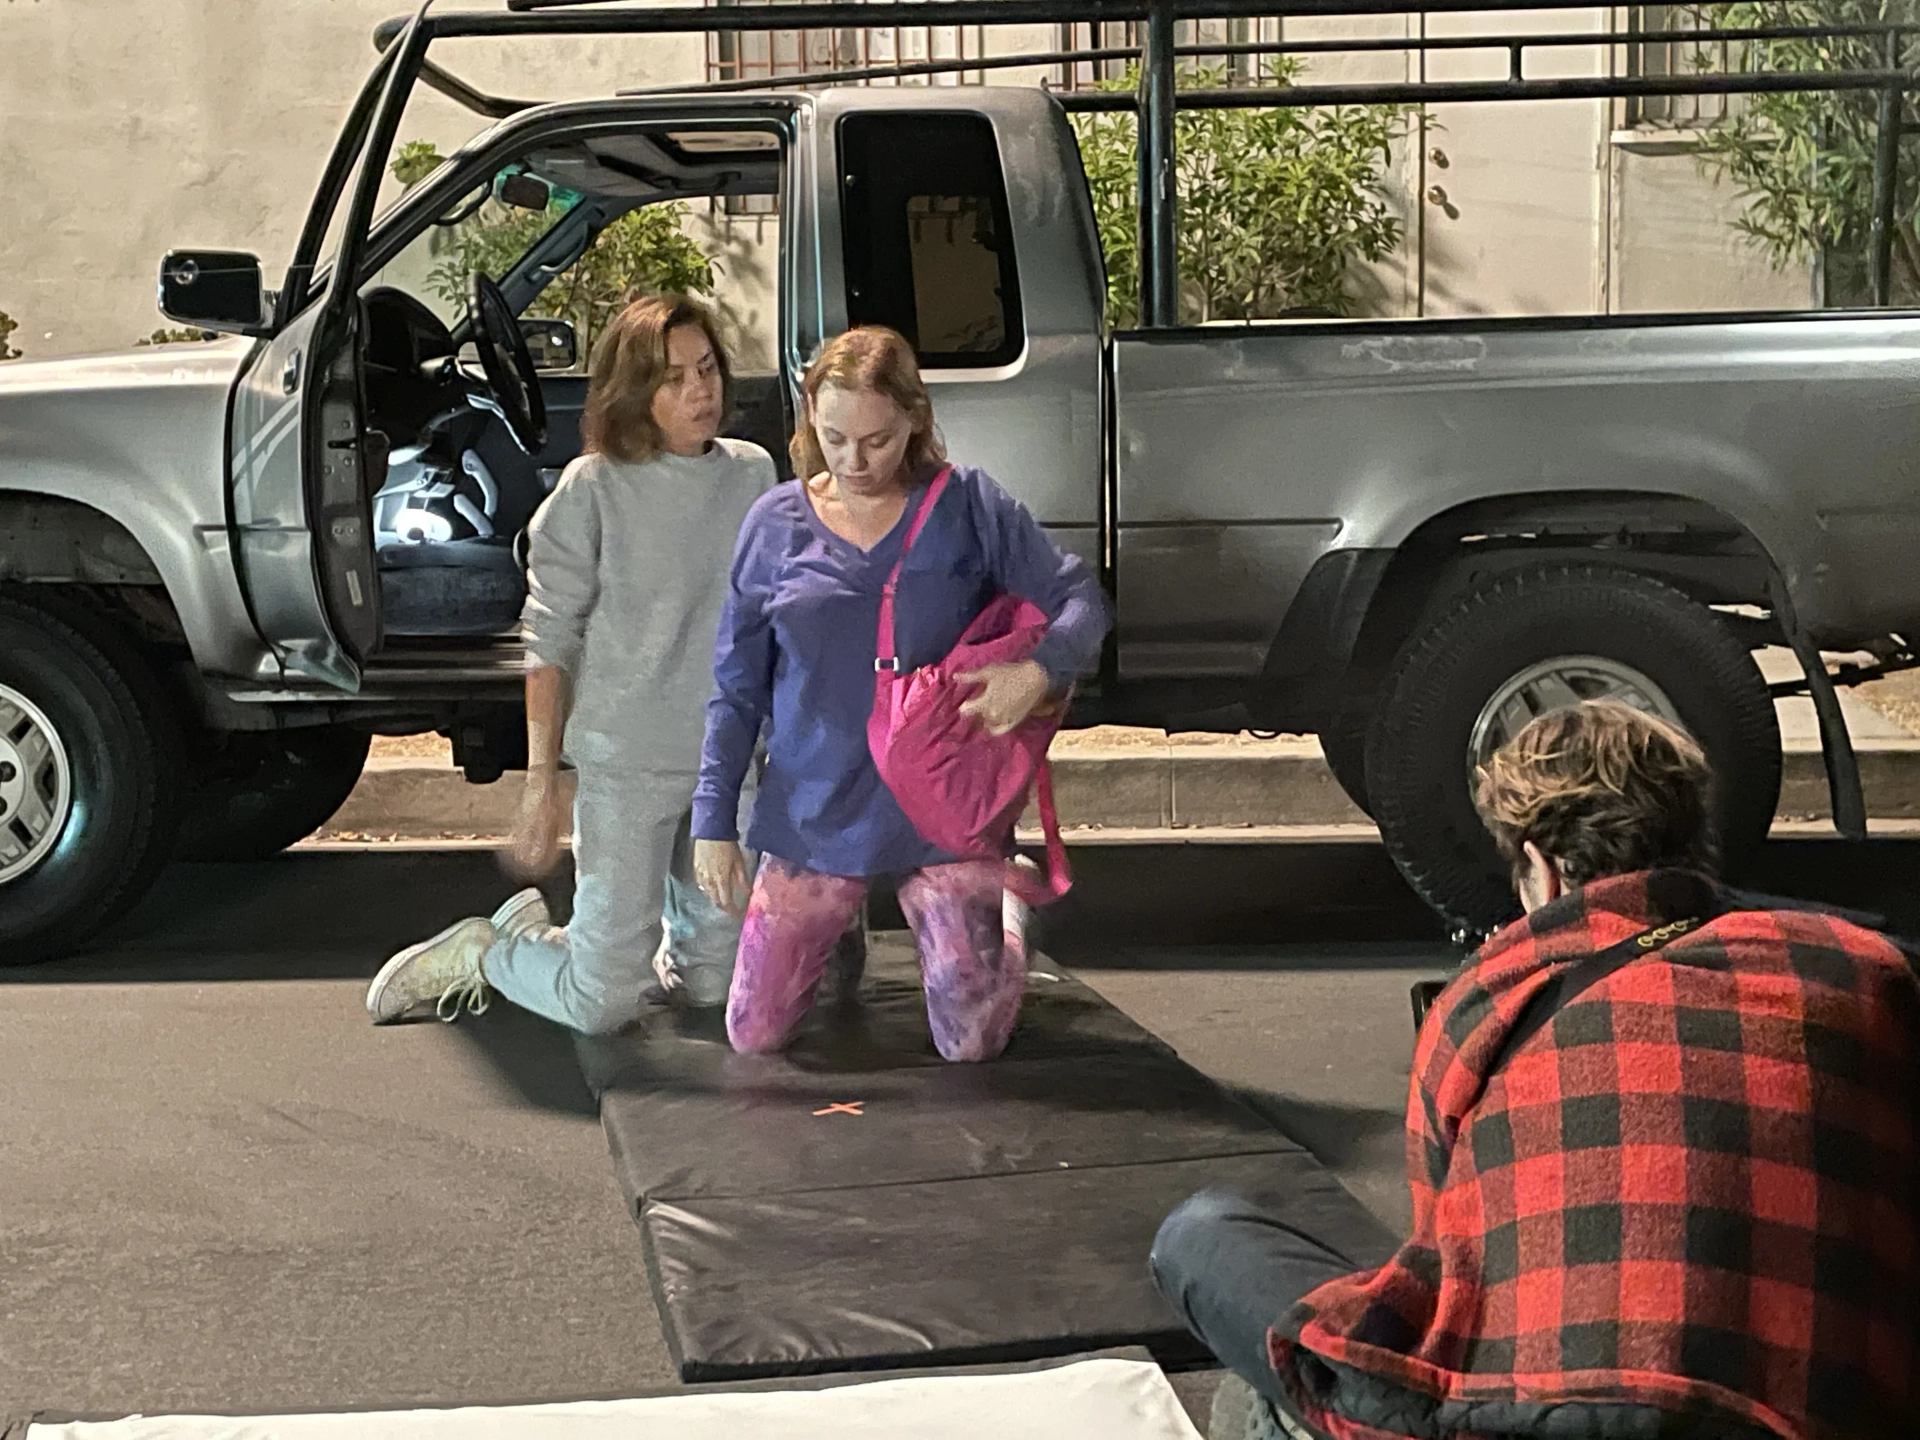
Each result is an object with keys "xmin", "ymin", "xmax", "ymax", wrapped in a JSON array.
[
  {"xmin": 1073, "ymin": 63, "xmax": 1418, "ymax": 326},
  {"xmin": 1689, "ymin": 0, "xmax": 1920, "ymax": 304}
]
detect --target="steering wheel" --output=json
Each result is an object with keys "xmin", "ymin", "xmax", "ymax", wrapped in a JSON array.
[{"xmin": 466, "ymin": 271, "xmax": 547, "ymax": 455}]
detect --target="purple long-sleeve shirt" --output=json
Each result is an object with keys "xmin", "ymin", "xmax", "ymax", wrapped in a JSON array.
[{"xmin": 692, "ymin": 465, "xmax": 1111, "ymax": 877}]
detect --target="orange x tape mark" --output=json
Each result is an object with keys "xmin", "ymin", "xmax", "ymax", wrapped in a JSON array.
[{"xmin": 813, "ymin": 1101, "xmax": 864, "ymax": 1116}]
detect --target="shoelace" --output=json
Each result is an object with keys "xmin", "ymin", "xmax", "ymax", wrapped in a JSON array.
[{"xmin": 436, "ymin": 974, "xmax": 491, "ymax": 1023}]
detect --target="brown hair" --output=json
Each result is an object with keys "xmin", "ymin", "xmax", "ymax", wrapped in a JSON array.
[
  {"xmin": 580, "ymin": 294, "xmax": 732, "ymax": 464},
  {"xmin": 790, "ymin": 326, "xmax": 946, "ymax": 481},
  {"xmin": 1474, "ymin": 700, "xmax": 1719, "ymax": 887}
]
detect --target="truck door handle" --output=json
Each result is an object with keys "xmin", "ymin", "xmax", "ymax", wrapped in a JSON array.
[{"xmin": 282, "ymin": 352, "xmax": 302, "ymax": 395}]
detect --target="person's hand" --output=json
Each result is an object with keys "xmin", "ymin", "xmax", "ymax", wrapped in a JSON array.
[
  {"xmin": 694, "ymin": 838, "xmax": 752, "ymax": 917},
  {"xmin": 956, "ymin": 659, "xmax": 1052, "ymax": 737},
  {"xmin": 505, "ymin": 768, "xmax": 569, "ymax": 882}
]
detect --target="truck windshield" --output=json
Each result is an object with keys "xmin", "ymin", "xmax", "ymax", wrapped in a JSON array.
[
  {"xmin": 352, "ymin": 122, "xmax": 785, "ymax": 377},
  {"xmin": 364, "ymin": 164, "xmax": 587, "ymax": 331}
]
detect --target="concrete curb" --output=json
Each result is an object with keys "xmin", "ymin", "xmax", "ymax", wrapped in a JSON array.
[{"xmin": 320, "ymin": 734, "xmax": 1920, "ymax": 842}]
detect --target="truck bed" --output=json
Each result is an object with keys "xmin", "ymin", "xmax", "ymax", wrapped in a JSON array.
[{"xmin": 1106, "ymin": 307, "xmax": 1920, "ymax": 681}]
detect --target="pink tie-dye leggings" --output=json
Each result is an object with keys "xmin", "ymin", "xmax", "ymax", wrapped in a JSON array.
[{"xmin": 726, "ymin": 854, "xmax": 1028, "ymax": 1063}]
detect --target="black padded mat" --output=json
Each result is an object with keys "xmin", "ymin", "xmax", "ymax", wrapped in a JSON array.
[
  {"xmin": 601, "ymin": 1051, "xmax": 1299, "ymax": 1201},
  {"xmin": 581, "ymin": 938, "xmax": 1396, "ymax": 1382},
  {"xmin": 646, "ymin": 1152, "xmax": 1384, "ymax": 1380},
  {"xmin": 578, "ymin": 958, "xmax": 1171, "ymax": 1092}
]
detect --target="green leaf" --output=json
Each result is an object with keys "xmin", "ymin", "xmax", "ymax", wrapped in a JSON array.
[{"xmin": 391, "ymin": 140, "xmax": 447, "ymax": 190}]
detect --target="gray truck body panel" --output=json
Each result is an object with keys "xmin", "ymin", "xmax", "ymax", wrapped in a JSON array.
[
  {"xmin": 1109, "ymin": 315, "xmax": 1920, "ymax": 678},
  {"xmin": 0, "ymin": 340, "xmax": 272, "ymax": 679}
]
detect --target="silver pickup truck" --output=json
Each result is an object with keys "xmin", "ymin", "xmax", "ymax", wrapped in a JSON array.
[{"xmin": 3, "ymin": 3, "xmax": 1917, "ymax": 963}]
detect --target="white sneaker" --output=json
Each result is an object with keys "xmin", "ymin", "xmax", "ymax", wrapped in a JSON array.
[
  {"xmin": 366, "ymin": 917, "xmax": 496, "ymax": 1025},
  {"xmin": 490, "ymin": 887, "xmax": 550, "ymax": 942}
]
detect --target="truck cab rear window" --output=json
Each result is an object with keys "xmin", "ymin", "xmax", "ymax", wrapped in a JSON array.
[{"xmin": 838, "ymin": 112, "xmax": 1023, "ymax": 369}]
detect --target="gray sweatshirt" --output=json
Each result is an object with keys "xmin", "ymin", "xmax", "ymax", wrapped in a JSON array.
[{"xmin": 521, "ymin": 439, "xmax": 777, "ymax": 774}]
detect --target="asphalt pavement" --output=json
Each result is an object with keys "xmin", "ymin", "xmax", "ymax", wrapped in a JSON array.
[{"xmin": 3, "ymin": 835, "xmax": 1915, "ymax": 1426}]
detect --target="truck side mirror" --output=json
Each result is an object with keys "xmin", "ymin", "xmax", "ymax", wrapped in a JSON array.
[
  {"xmin": 158, "ymin": 250, "xmax": 267, "ymax": 333},
  {"xmin": 520, "ymin": 317, "xmax": 579, "ymax": 372}
]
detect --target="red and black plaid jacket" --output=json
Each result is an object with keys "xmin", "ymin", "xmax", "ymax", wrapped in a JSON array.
[{"xmin": 1268, "ymin": 869, "xmax": 1920, "ymax": 1439}]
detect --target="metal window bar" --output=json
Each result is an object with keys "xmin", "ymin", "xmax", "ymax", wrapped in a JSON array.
[
  {"xmin": 708, "ymin": 0, "xmax": 984, "ymax": 88},
  {"xmin": 1050, "ymin": 15, "xmax": 1283, "ymax": 89},
  {"xmin": 1626, "ymin": 4, "xmax": 1738, "ymax": 129}
]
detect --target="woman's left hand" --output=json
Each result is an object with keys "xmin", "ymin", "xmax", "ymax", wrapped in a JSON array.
[{"xmin": 956, "ymin": 659, "xmax": 1053, "ymax": 736}]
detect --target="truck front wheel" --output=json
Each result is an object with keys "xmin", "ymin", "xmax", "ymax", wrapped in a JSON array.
[
  {"xmin": 1364, "ymin": 564, "xmax": 1782, "ymax": 936},
  {"xmin": 176, "ymin": 727, "xmax": 372, "ymax": 862},
  {"xmin": 0, "ymin": 591, "xmax": 185, "ymax": 966}
]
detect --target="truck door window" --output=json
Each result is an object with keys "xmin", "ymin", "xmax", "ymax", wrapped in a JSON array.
[
  {"xmin": 368, "ymin": 166, "xmax": 586, "ymax": 334},
  {"xmin": 838, "ymin": 113, "xmax": 1023, "ymax": 369}
]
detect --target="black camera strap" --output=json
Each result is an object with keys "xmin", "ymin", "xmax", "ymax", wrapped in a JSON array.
[{"xmin": 1482, "ymin": 911, "xmax": 1717, "ymax": 1077}]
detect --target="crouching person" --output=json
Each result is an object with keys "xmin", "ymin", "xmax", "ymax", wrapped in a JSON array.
[
  {"xmin": 366, "ymin": 295, "xmax": 774, "ymax": 1032},
  {"xmin": 1154, "ymin": 700, "xmax": 1920, "ymax": 1439}
]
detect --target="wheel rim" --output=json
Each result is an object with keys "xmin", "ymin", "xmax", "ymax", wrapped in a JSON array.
[
  {"xmin": 1467, "ymin": 655, "xmax": 1684, "ymax": 784},
  {"xmin": 0, "ymin": 683, "xmax": 75, "ymax": 886}
]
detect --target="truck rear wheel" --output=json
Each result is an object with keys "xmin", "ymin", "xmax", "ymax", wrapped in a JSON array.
[
  {"xmin": 0, "ymin": 591, "xmax": 185, "ymax": 966},
  {"xmin": 1364, "ymin": 564, "xmax": 1782, "ymax": 936},
  {"xmin": 177, "ymin": 727, "xmax": 372, "ymax": 862}
]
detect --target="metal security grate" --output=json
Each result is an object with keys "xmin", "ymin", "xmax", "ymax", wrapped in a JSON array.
[
  {"xmin": 1625, "ymin": 5, "xmax": 1738, "ymax": 129},
  {"xmin": 1048, "ymin": 15, "xmax": 1284, "ymax": 90},
  {"xmin": 707, "ymin": 0, "xmax": 986, "ymax": 88}
]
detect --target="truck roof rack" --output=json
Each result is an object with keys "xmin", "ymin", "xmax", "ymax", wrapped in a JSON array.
[
  {"xmin": 381, "ymin": 5, "xmax": 1916, "ymax": 117},
  {"xmin": 371, "ymin": 0, "xmax": 1920, "ymax": 315}
]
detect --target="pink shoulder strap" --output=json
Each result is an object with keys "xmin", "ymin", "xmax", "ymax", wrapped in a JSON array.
[{"xmin": 874, "ymin": 465, "xmax": 953, "ymax": 674}]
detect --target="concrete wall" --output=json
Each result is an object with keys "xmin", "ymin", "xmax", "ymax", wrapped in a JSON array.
[
  {"xmin": 0, "ymin": 0, "xmax": 707, "ymax": 359},
  {"xmin": 1331, "ymin": 10, "xmax": 1811, "ymax": 319},
  {"xmin": 1609, "ymin": 144, "xmax": 1813, "ymax": 313},
  {"xmin": 1, "ymin": 1, "xmax": 1812, "ymax": 361}
]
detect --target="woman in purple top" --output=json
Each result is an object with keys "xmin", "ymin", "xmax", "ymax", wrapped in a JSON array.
[{"xmin": 691, "ymin": 327, "xmax": 1110, "ymax": 1062}]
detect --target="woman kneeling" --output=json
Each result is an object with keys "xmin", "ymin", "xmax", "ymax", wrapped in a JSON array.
[{"xmin": 691, "ymin": 327, "xmax": 1109, "ymax": 1062}]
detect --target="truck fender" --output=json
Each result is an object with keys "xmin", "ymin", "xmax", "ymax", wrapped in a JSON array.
[{"xmin": 0, "ymin": 493, "xmax": 164, "ymax": 585}]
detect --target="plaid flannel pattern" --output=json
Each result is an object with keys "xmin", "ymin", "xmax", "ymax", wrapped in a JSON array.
[{"xmin": 1269, "ymin": 869, "xmax": 1920, "ymax": 1440}]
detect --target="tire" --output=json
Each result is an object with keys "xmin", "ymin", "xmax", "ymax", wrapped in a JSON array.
[
  {"xmin": 1364, "ymin": 564, "xmax": 1782, "ymax": 937},
  {"xmin": 0, "ymin": 590, "xmax": 185, "ymax": 966},
  {"xmin": 1316, "ymin": 693, "xmax": 1375, "ymax": 820},
  {"xmin": 176, "ymin": 727, "xmax": 372, "ymax": 861}
]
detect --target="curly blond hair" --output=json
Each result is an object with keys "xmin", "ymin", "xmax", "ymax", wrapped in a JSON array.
[{"xmin": 1474, "ymin": 700, "xmax": 1719, "ymax": 887}]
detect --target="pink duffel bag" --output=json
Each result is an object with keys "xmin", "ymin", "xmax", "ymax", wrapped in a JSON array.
[{"xmin": 867, "ymin": 466, "xmax": 1072, "ymax": 906}]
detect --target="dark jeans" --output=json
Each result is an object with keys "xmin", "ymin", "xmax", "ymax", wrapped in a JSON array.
[{"xmin": 1149, "ymin": 1188, "xmax": 1399, "ymax": 1415}]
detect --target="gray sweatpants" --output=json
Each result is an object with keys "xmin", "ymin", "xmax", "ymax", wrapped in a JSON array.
[{"xmin": 484, "ymin": 765, "xmax": 754, "ymax": 1034}]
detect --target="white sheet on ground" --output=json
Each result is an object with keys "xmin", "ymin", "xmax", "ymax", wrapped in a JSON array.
[{"xmin": 27, "ymin": 1357, "xmax": 1205, "ymax": 1440}]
